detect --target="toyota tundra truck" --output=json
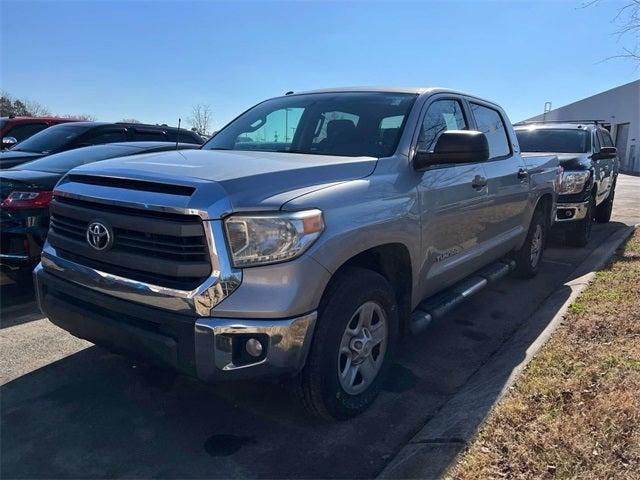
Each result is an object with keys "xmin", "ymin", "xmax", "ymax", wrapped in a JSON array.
[
  {"xmin": 34, "ymin": 88, "xmax": 559, "ymax": 419},
  {"xmin": 515, "ymin": 121, "xmax": 619, "ymax": 246}
]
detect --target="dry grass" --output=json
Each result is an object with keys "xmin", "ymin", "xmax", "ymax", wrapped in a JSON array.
[{"xmin": 448, "ymin": 230, "xmax": 640, "ymax": 480}]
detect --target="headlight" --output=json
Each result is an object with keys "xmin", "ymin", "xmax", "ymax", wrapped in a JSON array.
[
  {"xmin": 224, "ymin": 209, "xmax": 324, "ymax": 267},
  {"xmin": 559, "ymin": 171, "xmax": 590, "ymax": 194}
]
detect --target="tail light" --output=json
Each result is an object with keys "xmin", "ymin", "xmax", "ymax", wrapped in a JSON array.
[{"xmin": 0, "ymin": 191, "xmax": 53, "ymax": 209}]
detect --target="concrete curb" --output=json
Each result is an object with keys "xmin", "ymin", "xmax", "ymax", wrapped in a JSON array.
[{"xmin": 378, "ymin": 225, "xmax": 635, "ymax": 480}]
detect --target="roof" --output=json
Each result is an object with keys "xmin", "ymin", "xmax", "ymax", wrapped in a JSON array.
[
  {"xmin": 282, "ymin": 86, "xmax": 487, "ymax": 98},
  {"xmin": 45, "ymin": 121, "xmax": 197, "ymax": 132},
  {"xmin": 0, "ymin": 116, "xmax": 81, "ymax": 122},
  {"xmin": 514, "ymin": 122, "xmax": 599, "ymax": 130},
  {"xmin": 84, "ymin": 141, "xmax": 198, "ymax": 149}
]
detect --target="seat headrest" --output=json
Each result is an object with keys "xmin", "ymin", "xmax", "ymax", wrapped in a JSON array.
[{"xmin": 327, "ymin": 119, "xmax": 356, "ymax": 138}]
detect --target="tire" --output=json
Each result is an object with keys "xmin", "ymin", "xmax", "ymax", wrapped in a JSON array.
[
  {"xmin": 595, "ymin": 183, "xmax": 615, "ymax": 223},
  {"xmin": 297, "ymin": 267, "xmax": 398, "ymax": 420},
  {"xmin": 566, "ymin": 195, "xmax": 595, "ymax": 247},
  {"xmin": 511, "ymin": 206, "xmax": 548, "ymax": 279}
]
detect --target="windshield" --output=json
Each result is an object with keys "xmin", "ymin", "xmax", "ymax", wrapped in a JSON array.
[
  {"xmin": 16, "ymin": 144, "xmax": 141, "ymax": 173},
  {"xmin": 205, "ymin": 92, "xmax": 418, "ymax": 158},
  {"xmin": 516, "ymin": 128, "xmax": 591, "ymax": 153},
  {"xmin": 11, "ymin": 124, "xmax": 91, "ymax": 154}
]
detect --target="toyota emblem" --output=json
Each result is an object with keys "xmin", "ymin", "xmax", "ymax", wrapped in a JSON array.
[{"xmin": 86, "ymin": 221, "xmax": 113, "ymax": 251}]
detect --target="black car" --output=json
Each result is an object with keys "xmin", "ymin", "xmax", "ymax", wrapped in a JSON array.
[
  {"xmin": 0, "ymin": 121, "xmax": 204, "ymax": 169},
  {"xmin": 0, "ymin": 141, "xmax": 199, "ymax": 281},
  {"xmin": 515, "ymin": 121, "xmax": 619, "ymax": 247}
]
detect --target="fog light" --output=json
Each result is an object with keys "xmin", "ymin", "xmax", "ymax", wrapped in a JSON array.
[{"xmin": 245, "ymin": 338, "xmax": 263, "ymax": 357}]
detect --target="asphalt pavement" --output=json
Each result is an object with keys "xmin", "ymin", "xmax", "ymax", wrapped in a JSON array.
[{"xmin": 1, "ymin": 174, "xmax": 638, "ymax": 479}]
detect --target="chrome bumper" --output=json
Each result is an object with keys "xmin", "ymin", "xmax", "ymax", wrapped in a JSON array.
[
  {"xmin": 194, "ymin": 313, "xmax": 317, "ymax": 381},
  {"xmin": 555, "ymin": 200, "xmax": 590, "ymax": 222},
  {"xmin": 34, "ymin": 263, "xmax": 316, "ymax": 380}
]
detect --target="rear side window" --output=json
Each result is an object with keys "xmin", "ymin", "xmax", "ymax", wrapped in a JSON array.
[
  {"xmin": 470, "ymin": 103, "xmax": 511, "ymax": 159},
  {"xmin": 418, "ymin": 99, "xmax": 467, "ymax": 152}
]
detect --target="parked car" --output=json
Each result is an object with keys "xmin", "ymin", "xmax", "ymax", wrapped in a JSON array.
[
  {"xmin": 0, "ymin": 142, "xmax": 199, "ymax": 282},
  {"xmin": 0, "ymin": 116, "xmax": 81, "ymax": 150},
  {"xmin": 0, "ymin": 121, "xmax": 204, "ymax": 169},
  {"xmin": 34, "ymin": 88, "xmax": 559, "ymax": 419},
  {"xmin": 514, "ymin": 121, "xmax": 619, "ymax": 246}
]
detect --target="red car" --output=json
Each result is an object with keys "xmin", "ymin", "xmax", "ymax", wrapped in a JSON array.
[{"xmin": 0, "ymin": 116, "xmax": 80, "ymax": 150}]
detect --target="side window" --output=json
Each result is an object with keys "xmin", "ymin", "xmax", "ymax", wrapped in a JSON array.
[
  {"xmin": 593, "ymin": 131, "xmax": 601, "ymax": 152},
  {"xmin": 133, "ymin": 130, "xmax": 168, "ymax": 142},
  {"xmin": 601, "ymin": 130, "xmax": 614, "ymax": 148},
  {"xmin": 470, "ymin": 103, "xmax": 510, "ymax": 159},
  {"xmin": 418, "ymin": 99, "xmax": 467, "ymax": 152},
  {"xmin": 84, "ymin": 128, "xmax": 128, "ymax": 145},
  {"xmin": 8, "ymin": 123, "xmax": 48, "ymax": 142}
]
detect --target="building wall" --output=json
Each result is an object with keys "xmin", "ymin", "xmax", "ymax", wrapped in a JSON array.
[{"xmin": 526, "ymin": 80, "xmax": 640, "ymax": 174}]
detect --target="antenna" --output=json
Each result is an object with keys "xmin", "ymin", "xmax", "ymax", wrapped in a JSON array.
[{"xmin": 176, "ymin": 118, "xmax": 181, "ymax": 150}]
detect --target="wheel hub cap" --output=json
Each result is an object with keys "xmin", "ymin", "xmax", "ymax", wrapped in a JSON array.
[{"xmin": 338, "ymin": 301, "xmax": 388, "ymax": 395}]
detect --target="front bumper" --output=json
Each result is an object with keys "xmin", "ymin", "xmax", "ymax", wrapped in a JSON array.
[
  {"xmin": 555, "ymin": 200, "xmax": 590, "ymax": 223},
  {"xmin": 34, "ymin": 264, "xmax": 317, "ymax": 381}
]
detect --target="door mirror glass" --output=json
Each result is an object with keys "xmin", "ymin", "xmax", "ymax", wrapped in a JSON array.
[
  {"xmin": 1, "ymin": 137, "xmax": 18, "ymax": 149},
  {"xmin": 414, "ymin": 130, "xmax": 489, "ymax": 170},
  {"xmin": 594, "ymin": 146, "xmax": 617, "ymax": 160}
]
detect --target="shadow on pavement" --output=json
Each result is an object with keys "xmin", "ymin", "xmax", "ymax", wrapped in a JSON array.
[{"xmin": 0, "ymin": 224, "xmax": 626, "ymax": 479}]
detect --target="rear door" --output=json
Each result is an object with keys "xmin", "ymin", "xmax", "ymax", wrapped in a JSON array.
[
  {"xmin": 416, "ymin": 96, "xmax": 490, "ymax": 297},
  {"xmin": 469, "ymin": 101, "xmax": 530, "ymax": 256}
]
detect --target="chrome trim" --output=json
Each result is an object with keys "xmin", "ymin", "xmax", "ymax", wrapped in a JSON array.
[
  {"xmin": 555, "ymin": 201, "xmax": 590, "ymax": 222},
  {"xmin": 0, "ymin": 253, "xmax": 30, "ymax": 260},
  {"xmin": 53, "ymin": 189, "xmax": 212, "ymax": 219},
  {"xmin": 40, "ymin": 220, "xmax": 241, "ymax": 316},
  {"xmin": 194, "ymin": 312, "xmax": 317, "ymax": 381}
]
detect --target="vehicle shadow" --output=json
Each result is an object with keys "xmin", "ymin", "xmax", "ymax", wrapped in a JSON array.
[{"xmin": 0, "ymin": 224, "xmax": 624, "ymax": 479}]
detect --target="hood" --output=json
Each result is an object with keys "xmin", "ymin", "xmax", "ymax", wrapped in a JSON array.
[
  {"xmin": 0, "ymin": 151, "xmax": 44, "ymax": 169},
  {"xmin": 60, "ymin": 149, "xmax": 378, "ymax": 217},
  {"xmin": 553, "ymin": 153, "xmax": 591, "ymax": 171}
]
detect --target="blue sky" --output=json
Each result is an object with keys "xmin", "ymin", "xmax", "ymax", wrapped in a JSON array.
[{"xmin": 2, "ymin": 0, "xmax": 638, "ymax": 130}]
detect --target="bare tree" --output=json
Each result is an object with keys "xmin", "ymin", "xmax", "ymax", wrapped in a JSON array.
[
  {"xmin": 23, "ymin": 98, "xmax": 50, "ymax": 116},
  {"xmin": 586, "ymin": 0, "xmax": 640, "ymax": 64},
  {"xmin": 121, "ymin": 118, "xmax": 142, "ymax": 124},
  {"xmin": 188, "ymin": 103, "xmax": 213, "ymax": 136},
  {"xmin": 60, "ymin": 113, "xmax": 97, "ymax": 121}
]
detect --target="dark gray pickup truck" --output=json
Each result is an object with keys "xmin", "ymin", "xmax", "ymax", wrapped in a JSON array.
[
  {"xmin": 515, "ymin": 122, "xmax": 619, "ymax": 246},
  {"xmin": 35, "ymin": 88, "xmax": 559, "ymax": 419}
]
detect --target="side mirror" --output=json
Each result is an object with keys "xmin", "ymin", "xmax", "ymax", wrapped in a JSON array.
[
  {"xmin": 593, "ymin": 146, "xmax": 617, "ymax": 160},
  {"xmin": 1, "ymin": 137, "xmax": 18, "ymax": 150},
  {"xmin": 413, "ymin": 130, "xmax": 489, "ymax": 170}
]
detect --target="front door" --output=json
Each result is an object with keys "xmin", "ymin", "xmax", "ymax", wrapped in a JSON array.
[{"xmin": 416, "ymin": 97, "xmax": 490, "ymax": 299}]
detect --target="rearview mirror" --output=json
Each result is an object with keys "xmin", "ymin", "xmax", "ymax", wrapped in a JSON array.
[
  {"xmin": 413, "ymin": 130, "xmax": 489, "ymax": 170},
  {"xmin": 1, "ymin": 137, "xmax": 17, "ymax": 150},
  {"xmin": 593, "ymin": 146, "xmax": 617, "ymax": 160}
]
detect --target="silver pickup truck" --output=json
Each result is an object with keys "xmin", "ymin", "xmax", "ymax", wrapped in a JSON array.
[{"xmin": 35, "ymin": 88, "xmax": 559, "ymax": 419}]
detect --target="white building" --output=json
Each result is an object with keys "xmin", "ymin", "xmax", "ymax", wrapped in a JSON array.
[{"xmin": 525, "ymin": 79, "xmax": 639, "ymax": 175}]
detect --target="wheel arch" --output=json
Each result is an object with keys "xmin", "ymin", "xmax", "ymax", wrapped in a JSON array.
[{"xmin": 320, "ymin": 243, "xmax": 413, "ymax": 333}]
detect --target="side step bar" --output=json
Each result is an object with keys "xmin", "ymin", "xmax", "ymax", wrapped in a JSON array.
[{"xmin": 409, "ymin": 259, "xmax": 515, "ymax": 334}]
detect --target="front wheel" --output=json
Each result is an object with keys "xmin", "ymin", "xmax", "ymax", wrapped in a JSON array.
[
  {"xmin": 595, "ymin": 183, "xmax": 615, "ymax": 223},
  {"xmin": 297, "ymin": 267, "xmax": 398, "ymax": 420},
  {"xmin": 511, "ymin": 206, "xmax": 548, "ymax": 278},
  {"xmin": 566, "ymin": 196, "xmax": 594, "ymax": 247}
]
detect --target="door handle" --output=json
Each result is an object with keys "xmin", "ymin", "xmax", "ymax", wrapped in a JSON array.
[
  {"xmin": 517, "ymin": 168, "xmax": 528, "ymax": 180},
  {"xmin": 472, "ymin": 175, "xmax": 487, "ymax": 190}
]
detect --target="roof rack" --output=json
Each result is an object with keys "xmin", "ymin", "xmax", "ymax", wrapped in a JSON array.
[{"xmin": 514, "ymin": 119, "xmax": 607, "ymax": 126}]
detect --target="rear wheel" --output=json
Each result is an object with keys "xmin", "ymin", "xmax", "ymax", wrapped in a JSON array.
[
  {"xmin": 511, "ymin": 206, "xmax": 548, "ymax": 278},
  {"xmin": 297, "ymin": 267, "xmax": 398, "ymax": 420},
  {"xmin": 566, "ymin": 195, "xmax": 595, "ymax": 247},
  {"xmin": 595, "ymin": 183, "xmax": 615, "ymax": 223}
]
